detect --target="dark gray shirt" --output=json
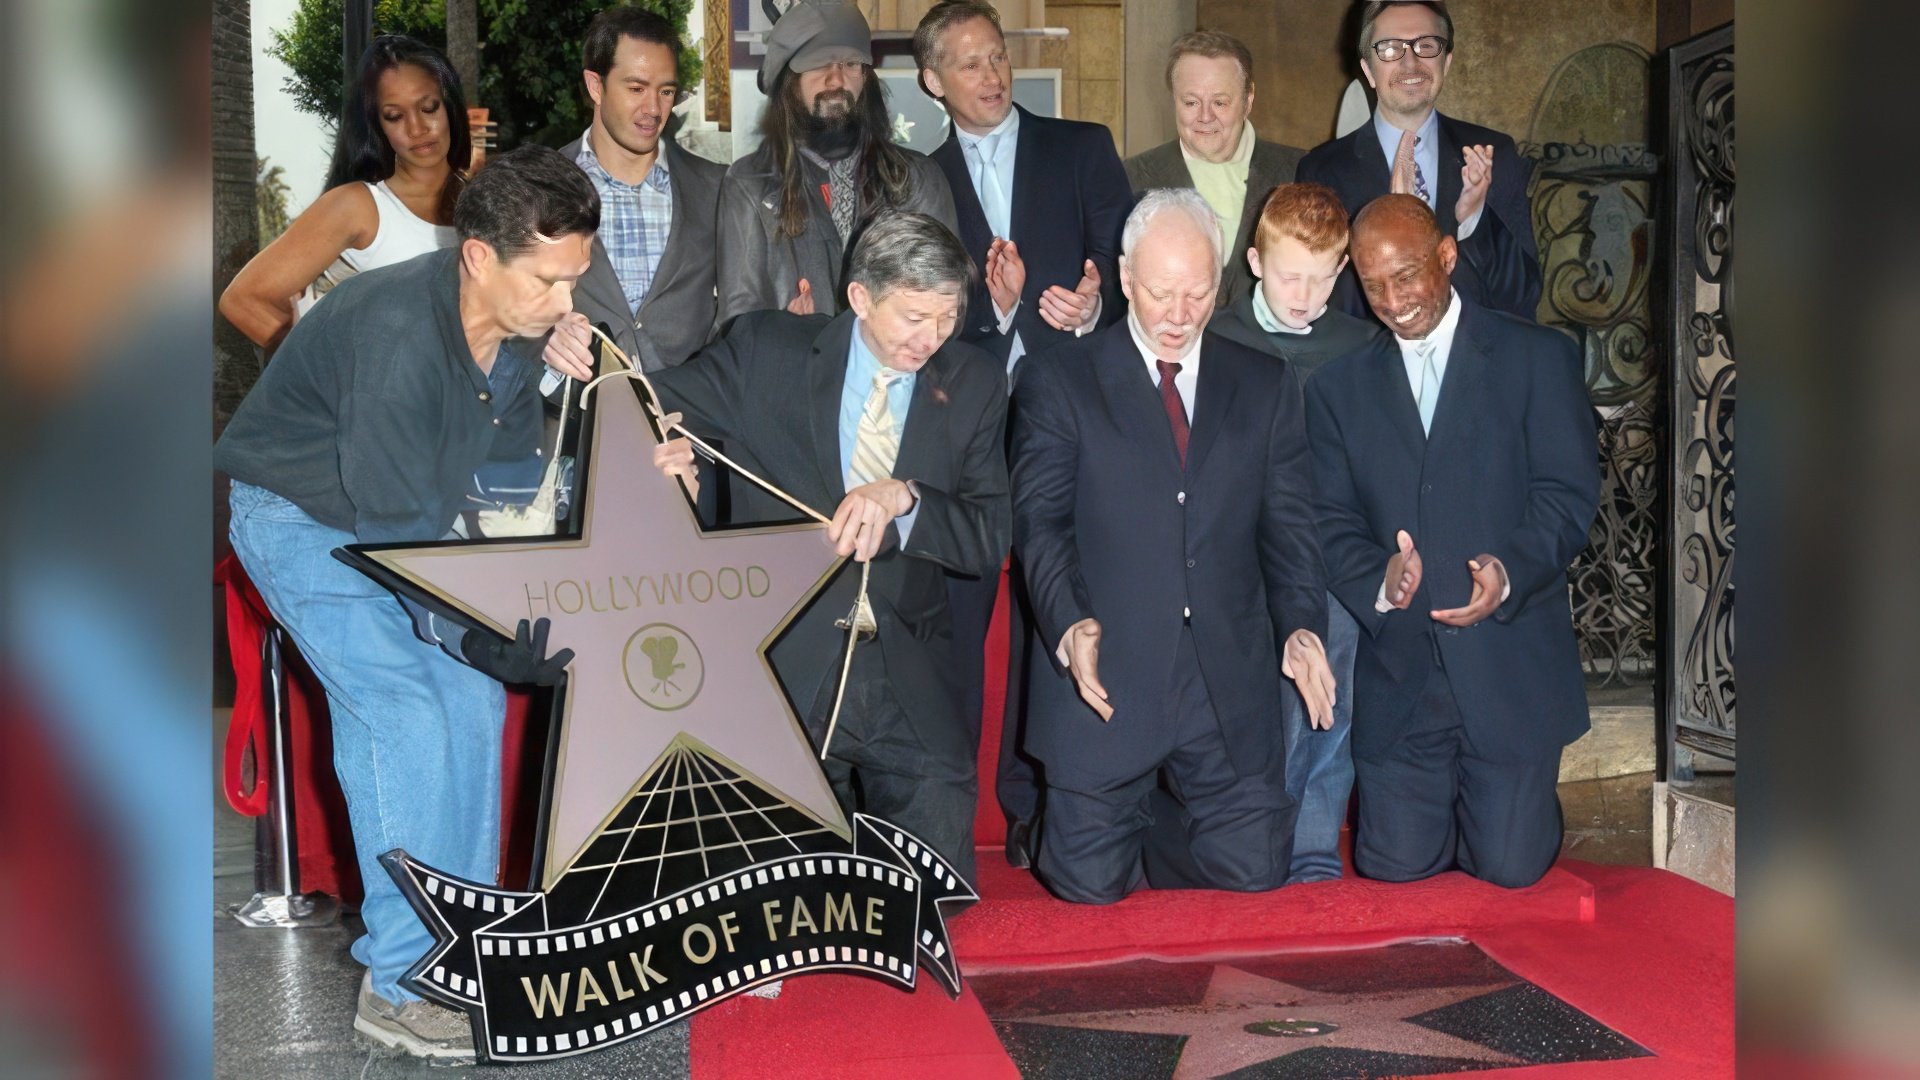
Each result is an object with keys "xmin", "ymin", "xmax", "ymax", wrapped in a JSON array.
[
  {"xmin": 1209, "ymin": 289, "xmax": 1388, "ymax": 381},
  {"xmin": 215, "ymin": 248, "xmax": 544, "ymax": 544}
]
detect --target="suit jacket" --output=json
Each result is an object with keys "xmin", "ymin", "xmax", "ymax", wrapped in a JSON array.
[
  {"xmin": 1123, "ymin": 136, "xmax": 1306, "ymax": 309},
  {"xmin": 1011, "ymin": 322, "xmax": 1326, "ymax": 784},
  {"xmin": 556, "ymin": 136, "xmax": 726, "ymax": 372},
  {"xmin": 1305, "ymin": 299, "xmax": 1597, "ymax": 762},
  {"xmin": 930, "ymin": 106, "xmax": 1132, "ymax": 366},
  {"xmin": 1208, "ymin": 290, "xmax": 1388, "ymax": 383},
  {"xmin": 1296, "ymin": 112, "xmax": 1542, "ymax": 321},
  {"xmin": 713, "ymin": 142, "xmax": 958, "ymax": 334},
  {"xmin": 649, "ymin": 310, "xmax": 1009, "ymax": 742}
]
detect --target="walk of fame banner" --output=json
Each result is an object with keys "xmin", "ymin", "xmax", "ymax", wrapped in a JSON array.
[{"xmin": 335, "ymin": 370, "xmax": 974, "ymax": 1063}]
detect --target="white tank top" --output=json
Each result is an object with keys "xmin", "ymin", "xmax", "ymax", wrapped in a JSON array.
[{"xmin": 299, "ymin": 181, "xmax": 457, "ymax": 314}]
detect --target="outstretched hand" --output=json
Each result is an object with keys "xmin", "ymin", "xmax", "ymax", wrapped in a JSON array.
[{"xmin": 1282, "ymin": 629, "xmax": 1337, "ymax": 730}]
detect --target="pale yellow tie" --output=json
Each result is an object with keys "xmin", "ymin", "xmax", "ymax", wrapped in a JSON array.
[{"xmin": 847, "ymin": 369, "xmax": 905, "ymax": 488}]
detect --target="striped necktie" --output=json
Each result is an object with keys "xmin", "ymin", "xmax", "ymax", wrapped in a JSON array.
[{"xmin": 847, "ymin": 369, "xmax": 906, "ymax": 487}]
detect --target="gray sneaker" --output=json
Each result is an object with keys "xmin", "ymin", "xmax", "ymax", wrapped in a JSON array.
[{"xmin": 354, "ymin": 972, "xmax": 475, "ymax": 1060}]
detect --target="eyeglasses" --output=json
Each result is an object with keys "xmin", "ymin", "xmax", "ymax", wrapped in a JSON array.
[{"xmin": 1369, "ymin": 35, "xmax": 1450, "ymax": 63}]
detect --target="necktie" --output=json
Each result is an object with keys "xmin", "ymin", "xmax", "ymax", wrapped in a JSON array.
[
  {"xmin": 847, "ymin": 369, "xmax": 905, "ymax": 487},
  {"xmin": 1157, "ymin": 360, "xmax": 1190, "ymax": 466},
  {"xmin": 1415, "ymin": 340, "xmax": 1440, "ymax": 435},
  {"xmin": 1393, "ymin": 129, "xmax": 1431, "ymax": 207},
  {"xmin": 970, "ymin": 132, "xmax": 1012, "ymax": 240}
]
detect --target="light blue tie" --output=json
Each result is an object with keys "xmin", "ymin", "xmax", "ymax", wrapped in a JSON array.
[
  {"xmin": 1415, "ymin": 340, "xmax": 1441, "ymax": 435},
  {"xmin": 970, "ymin": 132, "xmax": 1011, "ymax": 240}
]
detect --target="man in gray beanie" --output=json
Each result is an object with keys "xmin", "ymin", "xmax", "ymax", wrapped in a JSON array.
[{"xmin": 714, "ymin": 1, "xmax": 959, "ymax": 332}]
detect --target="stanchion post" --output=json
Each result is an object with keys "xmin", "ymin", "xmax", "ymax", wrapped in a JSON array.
[{"xmin": 229, "ymin": 626, "xmax": 340, "ymax": 928}]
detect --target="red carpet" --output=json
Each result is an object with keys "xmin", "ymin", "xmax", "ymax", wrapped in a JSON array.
[
  {"xmin": 689, "ymin": 570, "xmax": 1733, "ymax": 1078},
  {"xmin": 691, "ymin": 858, "xmax": 1731, "ymax": 1078}
]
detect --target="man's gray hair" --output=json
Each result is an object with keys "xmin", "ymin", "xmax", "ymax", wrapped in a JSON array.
[
  {"xmin": 846, "ymin": 210, "xmax": 977, "ymax": 301},
  {"xmin": 1121, "ymin": 187, "xmax": 1224, "ymax": 275}
]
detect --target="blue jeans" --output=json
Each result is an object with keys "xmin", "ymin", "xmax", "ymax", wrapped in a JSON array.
[
  {"xmin": 227, "ymin": 482, "xmax": 505, "ymax": 1003},
  {"xmin": 1281, "ymin": 593, "xmax": 1358, "ymax": 883}
]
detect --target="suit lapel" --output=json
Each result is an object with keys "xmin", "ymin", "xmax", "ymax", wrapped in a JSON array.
[
  {"xmin": 645, "ymin": 142, "xmax": 690, "ymax": 303},
  {"xmin": 935, "ymin": 135, "xmax": 994, "ymax": 255},
  {"xmin": 1370, "ymin": 335, "xmax": 1428, "ymax": 463},
  {"xmin": 579, "ymin": 236, "xmax": 634, "ymax": 338},
  {"xmin": 1091, "ymin": 322, "xmax": 1184, "ymax": 484},
  {"xmin": 1434, "ymin": 114, "xmax": 1464, "ymax": 233},
  {"xmin": 1421, "ymin": 298, "xmax": 1487, "ymax": 462},
  {"xmin": 1350, "ymin": 126, "xmax": 1393, "ymax": 205},
  {"xmin": 893, "ymin": 350, "xmax": 951, "ymax": 487},
  {"xmin": 1006, "ymin": 107, "xmax": 1037, "ymax": 246},
  {"xmin": 808, "ymin": 313, "xmax": 856, "ymax": 502},
  {"xmin": 1184, "ymin": 337, "xmax": 1237, "ymax": 477}
]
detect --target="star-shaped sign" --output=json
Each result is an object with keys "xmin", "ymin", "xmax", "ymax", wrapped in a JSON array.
[
  {"xmin": 343, "ymin": 377, "xmax": 849, "ymax": 890},
  {"xmin": 1016, "ymin": 962, "xmax": 1523, "ymax": 1078}
]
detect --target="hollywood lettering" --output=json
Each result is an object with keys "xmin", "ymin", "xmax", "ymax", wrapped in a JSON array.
[{"xmin": 523, "ymin": 565, "xmax": 774, "ymax": 619}]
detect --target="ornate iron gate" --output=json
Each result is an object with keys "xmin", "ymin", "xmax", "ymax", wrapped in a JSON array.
[{"xmin": 1659, "ymin": 24, "xmax": 1735, "ymax": 778}]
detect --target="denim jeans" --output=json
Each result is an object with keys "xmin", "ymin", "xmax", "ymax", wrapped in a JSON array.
[
  {"xmin": 227, "ymin": 482, "xmax": 505, "ymax": 1003},
  {"xmin": 1281, "ymin": 593, "xmax": 1358, "ymax": 883}
]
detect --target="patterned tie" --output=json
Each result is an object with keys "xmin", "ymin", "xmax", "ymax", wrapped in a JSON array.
[
  {"xmin": 847, "ymin": 369, "xmax": 906, "ymax": 487},
  {"xmin": 1157, "ymin": 360, "xmax": 1190, "ymax": 466},
  {"xmin": 970, "ymin": 132, "xmax": 1012, "ymax": 240},
  {"xmin": 1393, "ymin": 129, "xmax": 1431, "ymax": 207},
  {"xmin": 1415, "ymin": 340, "xmax": 1441, "ymax": 435}
]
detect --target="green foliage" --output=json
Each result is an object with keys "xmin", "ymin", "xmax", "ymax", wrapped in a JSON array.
[
  {"xmin": 266, "ymin": 0, "xmax": 702, "ymax": 149},
  {"xmin": 257, "ymin": 157, "xmax": 294, "ymax": 243}
]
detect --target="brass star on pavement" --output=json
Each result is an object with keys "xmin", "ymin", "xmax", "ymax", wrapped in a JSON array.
[
  {"xmin": 1018, "ymin": 962, "xmax": 1524, "ymax": 1079},
  {"xmin": 344, "ymin": 379, "xmax": 848, "ymax": 890}
]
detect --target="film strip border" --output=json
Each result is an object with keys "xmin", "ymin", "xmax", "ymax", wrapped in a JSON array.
[{"xmin": 380, "ymin": 814, "xmax": 977, "ymax": 1063}]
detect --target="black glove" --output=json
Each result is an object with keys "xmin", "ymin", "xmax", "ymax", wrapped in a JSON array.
[{"xmin": 460, "ymin": 617, "xmax": 574, "ymax": 686}]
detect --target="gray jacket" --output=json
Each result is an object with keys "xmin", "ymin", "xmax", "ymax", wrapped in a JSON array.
[
  {"xmin": 714, "ymin": 140, "xmax": 957, "ymax": 334},
  {"xmin": 557, "ymin": 135, "xmax": 726, "ymax": 372},
  {"xmin": 1123, "ymin": 136, "xmax": 1306, "ymax": 308}
]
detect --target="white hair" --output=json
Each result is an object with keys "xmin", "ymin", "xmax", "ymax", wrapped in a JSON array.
[{"xmin": 1120, "ymin": 187, "xmax": 1224, "ymax": 280}]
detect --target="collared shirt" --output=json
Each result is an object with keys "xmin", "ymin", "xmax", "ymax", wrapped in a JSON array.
[
  {"xmin": 838, "ymin": 320, "xmax": 919, "ymax": 542},
  {"xmin": 1374, "ymin": 286, "xmax": 1505, "ymax": 613},
  {"xmin": 1252, "ymin": 287, "xmax": 1325, "ymax": 336},
  {"xmin": 1127, "ymin": 311, "xmax": 1201, "ymax": 422},
  {"xmin": 958, "ymin": 107, "xmax": 1099, "ymax": 380},
  {"xmin": 1372, "ymin": 109, "xmax": 1482, "ymax": 240},
  {"xmin": 1181, "ymin": 119, "xmax": 1257, "ymax": 263},
  {"xmin": 575, "ymin": 129, "xmax": 674, "ymax": 316},
  {"xmin": 1391, "ymin": 286, "xmax": 1462, "ymax": 407}
]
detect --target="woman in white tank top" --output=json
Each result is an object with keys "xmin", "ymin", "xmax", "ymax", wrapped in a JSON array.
[{"xmin": 219, "ymin": 36, "xmax": 470, "ymax": 350}]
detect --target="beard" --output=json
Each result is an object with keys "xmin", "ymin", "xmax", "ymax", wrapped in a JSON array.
[{"xmin": 795, "ymin": 88, "xmax": 865, "ymax": 156}]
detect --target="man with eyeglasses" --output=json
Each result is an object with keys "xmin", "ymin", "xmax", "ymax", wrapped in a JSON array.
[{"xmin": 1298, "ymin": 1, "xmax": 1542, "ymax": 322}]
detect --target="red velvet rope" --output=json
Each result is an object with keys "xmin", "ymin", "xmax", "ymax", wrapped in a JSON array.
[{"xmin": 214, "ymin": 554, "xmax": 271, "ymax": 817}]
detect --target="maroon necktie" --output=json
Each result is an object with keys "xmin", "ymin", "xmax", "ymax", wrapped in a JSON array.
[{"xmin": 1157, "ymin": 359, "xmax": 1189, "ymax": 466}]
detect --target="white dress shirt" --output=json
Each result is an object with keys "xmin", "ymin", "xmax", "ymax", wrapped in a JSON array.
[
  {"xmin": 1373, "ymin": 288, "xmax": 1507, "ymax": 613},
  {"xmin": 1127, "ymin": 311, "xmax": 1201, "ymax": 421}
]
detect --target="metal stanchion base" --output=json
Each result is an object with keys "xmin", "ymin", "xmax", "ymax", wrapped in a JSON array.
[{"xmin": 229, "ymin": 891, "xmax": 342, "ymax": 929}]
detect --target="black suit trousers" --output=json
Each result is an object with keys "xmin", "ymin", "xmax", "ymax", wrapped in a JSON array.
[
  {"xmin": 1034, "ymin": 629, "xmax": 1295, "ymax": 904},
  {"xmin": 810, "ymin": 653, "xmax": 978, "ymax": 888},
  {"xmin": 1351, "ymin": 658, "xmax": 1565, "ymax": 890}
]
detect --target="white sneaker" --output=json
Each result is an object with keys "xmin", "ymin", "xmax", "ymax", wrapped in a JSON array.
[{"xmin": 353, "ymin": 972, "xmax": 475, "ymax": 1060}]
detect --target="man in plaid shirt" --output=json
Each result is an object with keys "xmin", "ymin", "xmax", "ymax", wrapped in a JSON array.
[{"xmin": 545, "ymin": 6, "xmax": 725, "ymax": 381}]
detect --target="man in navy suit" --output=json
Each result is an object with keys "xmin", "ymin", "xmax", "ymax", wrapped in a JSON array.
[
  {"xmin": 1306, "ymin": 194, "xmax": 1597, "ymax": 889},
  {"xmin": 913, "ymin": 0, "xmax": 1134, "ymax": 868},
  {"xmin": 1297, "ymin": 1, "xmax": 1540, "ymax": 322},
  {"xmin": 1012, "ymin": 189, "xmax": 1336, "ymax": 904}
]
